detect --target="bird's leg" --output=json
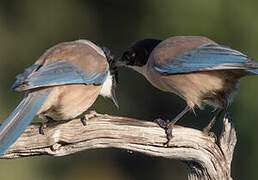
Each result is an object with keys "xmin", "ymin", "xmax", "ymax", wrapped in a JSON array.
[
  {"xmin": 80, "ymin": 116, "xmax": 87, "ymax": 126},
  {"xmin": 81, "ymin": 110, "xmax": 99, "ymax": 126},
  {"xmin": 39, "ymin": 116, "xmax": 57, "ymax": 135},
  {"xmin": 155, "ymin": 106, "xmax": 191, "ymax": 146},
  {"xmin": 203, "ymin": 108, "xmax": 224, "ymax": 134}
]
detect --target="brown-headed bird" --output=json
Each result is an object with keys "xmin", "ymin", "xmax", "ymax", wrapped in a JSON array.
[
  {"xmin": 116, "ymin": 36, "xmax": 258, "ymax": 145},
  {"xmin": 0, "ymin": 40, "xmax": 118, "ymax": 156}
]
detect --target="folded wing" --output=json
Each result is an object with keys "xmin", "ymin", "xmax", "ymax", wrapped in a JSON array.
[
  {"xmin": 12, "ymin": 60, "xmax": 108, "ymax": 91},
  {"xmin": 153, "ymin": 44, "xmax": 258, "ymax": 75}
]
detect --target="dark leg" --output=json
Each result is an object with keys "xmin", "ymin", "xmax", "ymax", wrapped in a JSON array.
[
  {"xmin": 39, "ymin": 123, "xmax": 45, "ymax": 135},
  {"xmin": 81, "ymin": 116, "xmax": 87, "ymax": 126},
  {"xmin": 155, "ymin": 106, "xmax": 191, "ymax": 146},
  {"xmin": 39, "ymin": 116, "xmax": 57, "ymax": 135},
  {"xmin": 203, "ymin": 108, "xmax": 225, "ymax": 134}
]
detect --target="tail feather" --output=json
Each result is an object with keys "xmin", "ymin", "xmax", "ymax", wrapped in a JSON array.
[
  {"xmin": 244, "ymin": 59, "xmax": 258, "ymax": 74},
  {"xmin": 247, "ymin": 68, "xmax": 258, "ymax": 75},
  {"xmin": 0, "ymin": 90, "xmax": 49, "ymax": 157}
]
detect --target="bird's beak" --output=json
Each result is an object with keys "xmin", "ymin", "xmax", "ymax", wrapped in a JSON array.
[{"xmin": 111, "ymin": 87, "xmax": 119, "ymax": 108}]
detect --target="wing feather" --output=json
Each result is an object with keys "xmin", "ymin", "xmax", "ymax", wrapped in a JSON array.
[
  {"xmin": 12, "ymin": 60, "xmax": 108, "ymax": 91},
  {"xmin": 153, "ymin": 44, "xmax": 258, "ymax": 74}
]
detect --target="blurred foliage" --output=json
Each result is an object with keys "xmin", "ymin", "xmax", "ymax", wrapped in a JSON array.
[{"xmin": 0, "ymin": 0, "xmax": 257, "ymax": 179}]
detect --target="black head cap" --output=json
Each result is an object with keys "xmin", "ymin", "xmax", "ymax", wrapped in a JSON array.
[{"xmin": 118, "ymin": 39, "xmax": 162, "ymax": 67}]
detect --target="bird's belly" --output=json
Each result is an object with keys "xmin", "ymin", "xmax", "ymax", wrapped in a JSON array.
[
  {"xmin": 38, "ymin": 84, "xmax": 102, "ymax": 120},
  {"xmin": 147, "ymin": 70, "xmax": 237, "ymax": 108}
]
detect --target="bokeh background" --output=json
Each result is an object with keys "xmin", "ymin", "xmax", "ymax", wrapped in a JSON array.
[{"xmin": 0, "ymin": 0, "xmax": 257, "ymax": 179}]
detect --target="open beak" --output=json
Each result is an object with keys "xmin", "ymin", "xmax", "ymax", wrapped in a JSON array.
[{"xmin": 111, "ymin": 87, "xmax": 119, "ymax": 108}]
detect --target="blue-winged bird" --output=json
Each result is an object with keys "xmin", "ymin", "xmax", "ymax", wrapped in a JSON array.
[
  {"xmin": 117, "ymin": 36, "xmax": 258, "ymax": 145},
  {"xmin": 0, "ymin": 40, "xmax": 118, "ymax": 156}
]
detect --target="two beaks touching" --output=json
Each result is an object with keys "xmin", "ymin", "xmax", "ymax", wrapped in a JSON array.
[{"xmin": 1, "ymin": 36, "xmax": 258, "ymax": 157}]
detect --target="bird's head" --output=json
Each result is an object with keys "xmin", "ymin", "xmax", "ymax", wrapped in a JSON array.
[{"xmin": 116, "ymin": 39, "xmax": 162, "ymax": 67}]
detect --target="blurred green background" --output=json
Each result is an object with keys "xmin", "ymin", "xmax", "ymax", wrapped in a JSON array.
[{"xmin": 0, "ymin": 0, "xmax": 257, "ymax": 179}]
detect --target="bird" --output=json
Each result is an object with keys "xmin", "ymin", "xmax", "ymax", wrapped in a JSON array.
[
  {"xmin": 116, "ymin": 36, "xmax": 258, "ymax": 145},
  {"xmin": 0, "ymin": 39, "xmax": 118, "ymax": 157}
]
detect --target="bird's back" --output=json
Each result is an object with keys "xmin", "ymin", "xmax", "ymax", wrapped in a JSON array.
[
  {"xmin": 149, "ymin": 36, "xmax": 217, "ymax": 67},
  {"xmin": 35, "ymin": 40, "xmax": 108, "ymax": 74}
]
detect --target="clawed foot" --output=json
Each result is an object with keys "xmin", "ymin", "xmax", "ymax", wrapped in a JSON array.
[
  {"xmin": 39, "ymin": 123, "xmax": 46, "ymax": 135},
  {"xmin": 202, "ymin": 127, "xmax": 217, "ymax": 140},
  {"xmin": 154, "ymin": 118, "xmax": 175, "ymax": 147},
  {"xmin": 81, "ymin": 110, "xmax": 99, "ymax": 126},
  {"xmin": 39, "ymin": 117, "xmax": 58, "ymax": 135},
  {"xmin": 80, "ymin": 116, "xmax": 87, "ymax": 126}
]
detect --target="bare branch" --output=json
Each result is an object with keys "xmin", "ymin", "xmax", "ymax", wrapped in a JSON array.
[{"xmin": 1, "ymin": 112, "xmax": 237, "ymax": 180}]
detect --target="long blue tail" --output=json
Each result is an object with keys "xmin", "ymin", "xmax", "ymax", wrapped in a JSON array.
[
  {"xmin": 246, "ymin": 60, "xmax": 258, "ymax": 74},
  {"xmin": 0, "ymin": 90, "xmax": 49, "ymax": 157},
  {"xmin": 247, "ymin": 68, "xmax": 258, "ymax": 74}
]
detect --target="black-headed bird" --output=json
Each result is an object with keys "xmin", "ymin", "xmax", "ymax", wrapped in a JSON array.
[{"xmin": 117, "ymin": 36, "xmax": 258, "ymax": 145}]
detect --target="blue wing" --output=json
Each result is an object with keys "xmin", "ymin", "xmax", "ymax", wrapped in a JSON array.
[
  {"xmin": 12, "ymin": 60, "xmax": 108, "ymax": 91},
  {"xmin": 153, "ymin": 44, "xmax": 258, "ymax": 74},
  {"xmin": 0, "ymin": 90, "xmax": 49, "ymax": 157}
]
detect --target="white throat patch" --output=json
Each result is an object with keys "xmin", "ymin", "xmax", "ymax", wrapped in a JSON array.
[{"xmin": 100, "ymin": 71, "xmax": 113, "ymax": 97}]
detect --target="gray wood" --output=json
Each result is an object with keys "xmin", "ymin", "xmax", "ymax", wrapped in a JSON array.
[{"xmin": 0, "ymin": 111, "xmax": 236, "ymax": 180}]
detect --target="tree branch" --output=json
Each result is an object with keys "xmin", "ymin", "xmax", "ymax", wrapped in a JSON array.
[{"xmin": 1, "ymin": 112, "xmax": 236, "ymax": 180}]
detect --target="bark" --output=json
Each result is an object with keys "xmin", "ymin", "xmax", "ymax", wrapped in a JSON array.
[{"xmin": 1, "ymin": 112, "xmax": 236, "ymax": 180}]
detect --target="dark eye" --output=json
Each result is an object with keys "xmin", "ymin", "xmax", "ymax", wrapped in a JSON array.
[
  {"xmin": 122, "ymin": 50, "xmax": 136, "ymax": 65},
  {"xmin": 124, "ymin": 50, "xmax": 135, "ymax": 61}
]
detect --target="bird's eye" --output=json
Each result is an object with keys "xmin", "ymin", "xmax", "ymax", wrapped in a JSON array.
[
  {"xmin": 130, "ymin": 52, "xmax": 136, "ymax": 58},
  {"xmin": 124, "ymin": 51, "xmax": 136, "ymax": 61}
]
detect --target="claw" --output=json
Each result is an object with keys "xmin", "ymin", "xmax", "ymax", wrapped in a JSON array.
[
  {"xmin": 154, "ymin": 118, "xmax": 174, "ymax": 147},
  {"xmin": 39, "ymin": 116, "xmax": 57, "ymax": 135},
  {"xmin": 203, "ymin": 128, "xmax": 217, "ymax": 141},
  {"xmin": 80, "ymin": 110, "xmax": 99, "ymax": 126},
  {"xmin": 154, "ymin": 118, "xmax": 168, "ymax": 129},
  {"xmin": 81, "ymin": 116, "xmax": 87, "ymax": 126},
  {"xmin": 39, "ymin": 122, "xmax": 46, "ymax": 135},
  {"xmin": 155, "ymin": 106, "xmax": 191, "ymax": 146}
]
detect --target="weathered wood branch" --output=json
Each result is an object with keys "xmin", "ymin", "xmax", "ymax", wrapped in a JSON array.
[{"xmin": 1, "ymin": 112, "xmax": 237, "ymax": 180}]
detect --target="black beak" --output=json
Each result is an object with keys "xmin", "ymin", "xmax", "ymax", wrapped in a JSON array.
[
  {"xmin": 111, "ymin": 87, "xmax": 119, "ymax": 108},
  {"xmin": 110, "ymin": 66, "xmax": 119, "ymax": 109}
]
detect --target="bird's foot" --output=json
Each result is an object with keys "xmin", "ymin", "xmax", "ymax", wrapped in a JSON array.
[
  {"xmin": 80, "ymin": 116, "xmax": 87, "ymax": 126},
  {"xmin": 81, "ymin": 110, "xmax": 99, "ymax": 126},
  {"xmin": 154, "ymin": 118, "xmax": 175, "ymax": 147},
  {"xmin": 202, "ymin": 127, "xmax": 217, "ymax": 141},
  {"xmin": 39, "ymin": 123, "xmax": 46, "ymax": 135},
  {"xmin": 39, "ymin": 117, "xmax": 58, "ymax": 135}
]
